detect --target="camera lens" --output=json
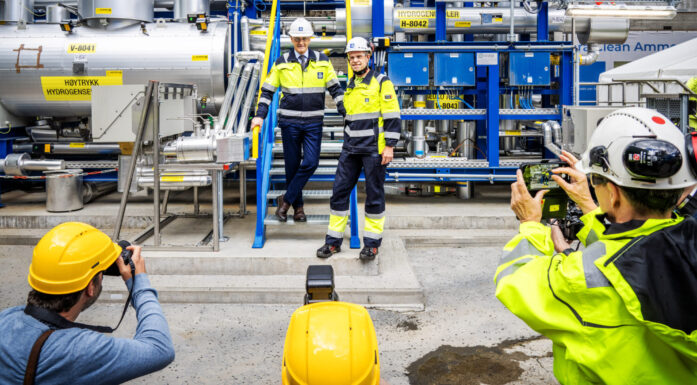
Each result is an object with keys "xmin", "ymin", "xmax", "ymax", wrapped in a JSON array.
[{"xmin": 103, "ymin": 240, "xmax": 132, "ymax": 276}]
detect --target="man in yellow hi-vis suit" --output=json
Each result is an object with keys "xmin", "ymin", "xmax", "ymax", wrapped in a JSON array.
[
  {"xmin": 687, "ymin": 76, "xmax": 697, "ymax": 130},
  {"xmin": 496, "ymin": 107, "xmax": 697, "ymax": 384},
  {"xmin": 317, "ymin": 37, "xmax": 401, "ymax": 261},
  {"xmin": 252, "ymin": 18, "xmax": 345, "ymax": 223}
]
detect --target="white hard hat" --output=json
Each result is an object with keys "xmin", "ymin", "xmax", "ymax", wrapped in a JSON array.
[
  {"xmin": 577, "ymin": 107, "xmax": 697, "ymax": 189},
  {"xmin": 345, "ymin": 37, "xmax": 371, "ymax": 54},
  {"xmin": 288, "ymin": 17, "xmax": 313, "ymax": 37}
]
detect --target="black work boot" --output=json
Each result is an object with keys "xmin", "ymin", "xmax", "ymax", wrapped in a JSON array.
[
  {"xmin": 293, "ymin": 206, "xmax": 307, "ymax": 222},
  {"xmin": 359, "ymin": 246, "xmax": 378, "ymax": 261},
  {"xmin": 275, "ymin": 195, "xmax": 290, "ymax": 222},
  {"xmin": 317, "ymin": 244, "xmax": 341, "ymax": 259}
]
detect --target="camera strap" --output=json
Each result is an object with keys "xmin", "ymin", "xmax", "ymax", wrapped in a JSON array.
[{"xmin": 24, "ymin": 262, "xmax": 136, "ymax": 333}]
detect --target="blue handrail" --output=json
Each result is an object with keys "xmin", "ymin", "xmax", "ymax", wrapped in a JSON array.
[{"xmin": 253, "ymin": 3, "xmax": 281, "ymax": 248}]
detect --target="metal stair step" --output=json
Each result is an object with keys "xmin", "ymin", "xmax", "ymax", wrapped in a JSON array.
[
  {"xmin": 274, "ymin": 126, "xmax": 345, "ymax": 135},
  {"xmin": 272, "ymin": 159, "xmax": 338, "ymax": 167},
  {"xmin": 264, "ymin": 214, "xmax": 330, "ymax": 225},
  {"xmin": 270, "ymin": 167, "xmax": 336, "ymax": 176},
  {"xmin": 272, "ymin": 142, "xmax": 343, "ymax": 154},
  {"xmin": 267, "ymin": 190, "xmax": 333, "ymax": 200}
]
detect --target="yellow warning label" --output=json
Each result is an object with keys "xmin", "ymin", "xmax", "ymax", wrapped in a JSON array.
[
  {"xmin": 504, "ymin": 130, "xmax": 522, "ymax": 136},
  {"xmin": 454, "ymin": 21, "xmax": 471, "ymax": 28},
  {"xmin": 69, "ymin": 143, "xmax": 85, "ymax": 148},
  {"xmin": 40, "ymin": 75, "xmax": 123, "ymax": 101},
  {"xmin": 320, "ymin": 36, "xmax": 333, "ymax": 40},
  {"xmin": 426, "ymin": 94, "xmax": 462, "ymax": 109},
  {"xmin": 429, "ymin": 155, "xmax": 447, "ymax": 158},
  {"xmin": 413, "ymin": 101, "xmax": 426, "ymax": 108},
  {"xmin": 44, "ymin": 144, "xmax": 51, "ymax": 153},
  {"xmin": 549, "ymin": 204, "xmax": 560, "ymax": 212},
  {"xmin": 106, "ymin": 70, "xmax": 122, "ymax": 77},
  {"xmin": 67, "ymin": 43, "xmax": 96, "ymax": 54},
  {"xmin": 95, "ymin": 8, "xmax": 112, "ymax": 15},
  {"xmin": 400, "ymin": 19, "xmax": 429, "ymax": 29},
  {"xmin": 493, "ymin": 17, "xmax": 503, "ymax": 23},
  {"xmin": 434, "ymin": 185, "xmax": 441, "ymax": 193},
  {"xmin": 162, "ymin": 176, "xmax": 184, "ymax": 182},
  {"xmin": 354, "ymin": 0, "xmax": 370, "ymax": 5},
  {"xmin": 250, "ymin": 30, "xmax": 266, "ymax": 35},
  {"xmin": 396, "ymin": 9, "xmax": 460, "ymax": 19},
  {"xmin": 396, "ymin": 10, "xmax": 434, "ymax": 18},
  {"xmin": 192, "ymin": 55, "xmax": 209, "ymax": 61}
]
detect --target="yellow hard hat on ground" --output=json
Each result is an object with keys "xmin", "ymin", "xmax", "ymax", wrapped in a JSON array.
[
  {"xmin": 28, "ymin": 222, "xmax": 121, "ymax": 295},
  {"xmin": 282, "ymin": 301, "xmax": 380, "ymax": 385}
]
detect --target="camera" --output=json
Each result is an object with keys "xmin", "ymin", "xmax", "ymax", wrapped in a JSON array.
[
  {"xmin": 520, "ymin": 161, "xmax": 570, "ymax": 219},
  {"xmin": 103, "ymin": 240, "xmax": 134, "ymax": 276},
  {"xmin": 304, "ymin": 265, "xmax": 339, "ymax": 305}
]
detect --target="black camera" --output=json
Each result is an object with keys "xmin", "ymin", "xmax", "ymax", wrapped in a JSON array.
[
  {"xmin": 304, "ymin": 265, "xmax": 339, "ymax": 305},
  {"xmin": 103, "ymin": 240, "xmax": 134, "ymax": 276}
]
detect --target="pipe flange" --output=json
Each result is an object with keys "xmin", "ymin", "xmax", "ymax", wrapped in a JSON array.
[{"xmin": 3, "ymin": 153, "xmax": 29, "ymax": 176}]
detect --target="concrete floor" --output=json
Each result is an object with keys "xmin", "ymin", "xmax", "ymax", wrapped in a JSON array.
[{"xmin": 0, "ymin": 183, "xmax": 557, "ymax": 384}]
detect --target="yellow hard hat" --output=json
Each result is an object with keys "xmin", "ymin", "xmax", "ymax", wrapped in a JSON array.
[
  {"xmin": 282, "ymin": 301, "xmax": 380, "ymax": 385},
  {"xmin": 28, "ymin": 222, "xmax": 121, "ymax": 295}
]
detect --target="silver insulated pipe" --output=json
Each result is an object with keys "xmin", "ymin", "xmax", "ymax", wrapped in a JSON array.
[
  {"xmin": 236, "ymin": 62, "xmax": 261, "ymax": 134},
  {"xmin": 224, "ymin": 62, "xmax": 254, "ymax": 135},
  {"xmin": 543, "ymin": 120, "xmax": 563, "ymax": 156}
]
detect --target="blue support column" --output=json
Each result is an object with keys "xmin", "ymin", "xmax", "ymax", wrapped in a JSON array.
[
  {"xmin": 537, "ymin": 2, "xmax": 549, "ymax": 41},
  {"xmin": 349, "ymin": 185, "xmax": 360, "ymax": 249},
  {"xmin": 372, "ymin": 0, "xmax": 384, "ymax": 38},
  {"xmin": 435, "ymin": 1, "xmax": 446, "ymax": 41},
  {"xmin": 560, "ymin": 51, "xmax": 573, "ymax": 107},
  {"xmin": 485, "ymin": 59, "xmax": 500, "ymax": 167}
]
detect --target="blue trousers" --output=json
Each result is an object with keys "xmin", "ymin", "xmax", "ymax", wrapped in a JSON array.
[{"xmin": 280, "ymin": 121, "xmax": 323, "ymax": 209}]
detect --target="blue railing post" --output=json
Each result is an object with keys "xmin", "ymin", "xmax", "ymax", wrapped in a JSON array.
[{"xmin": 349, "ymin": 185, "xmax": 360, "ymax": 249}]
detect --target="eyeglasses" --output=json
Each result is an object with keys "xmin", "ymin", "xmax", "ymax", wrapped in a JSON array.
[
  {"xmin": 589, "ymin": 173, "xmax": 608, "ymax": 187},
  {"xmin": 291, "ymin": 37, "xmax": 311, "ymax": 43}
]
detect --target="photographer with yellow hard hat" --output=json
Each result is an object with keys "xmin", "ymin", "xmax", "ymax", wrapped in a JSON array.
[{"xmin": 0, "ymin": 222, "xmax": 174, "ymax": 384}]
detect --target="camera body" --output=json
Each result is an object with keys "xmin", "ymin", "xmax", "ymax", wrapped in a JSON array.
[
  {"xmin": 103, "ymin": 240, "xmax": 134, "ymax": 276},
  {"xmin": 520, "ymin": 161, "xmax": 570, "ymax": 219},
  {"xmin": 304, "ymin": 265, "xmax": 339, "ymax": 305}
]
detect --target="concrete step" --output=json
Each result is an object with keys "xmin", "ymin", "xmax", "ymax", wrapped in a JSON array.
[
  {"xmin": 264, "ymin": 214, "xmax": 330, "ymax": 225},
  {"xmin": 101, "ymin": 238, "xmax": 424, "ymax": 310},
  {"xmin": 141, "ymin": 250, "xmax": 377, "ymax": 276},
  {"xmin": 267, "ymin": 190, "xmax": 332, "ymax": 200}
]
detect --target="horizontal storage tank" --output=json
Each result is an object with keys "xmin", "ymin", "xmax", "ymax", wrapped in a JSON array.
[{"xmin": 0, "ymin": 20, "xmax": 228, "ymax": 117}]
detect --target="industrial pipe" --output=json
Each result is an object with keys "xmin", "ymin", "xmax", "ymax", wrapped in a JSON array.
[
  {"xmin": 237, "ymin": 62, "xmax": 261, "ymax": 134},
  {"xmin": 13, "ymin": 143, "xmax": 122, "ymax": 155},
  {"xmin": 240, "ymin": 16, "xmax": 251, "ymax": 52},
  {"xmin": 543, "ymin": 120, "xmax": 562, "ymax": 156},
  {"xmin": 388, "ymin": 172, "xmax": 516, "ymax": 182},
  {"xmin": 235, "ymin": 51, "xmax": 265, "ymax": 62},
  {"xmin": 217, "ymin": 63, "xmax": 245, "ymax": 131},
  {"xmin": 412, "ymin": 95, "xmax": 426, "ymax": 158},
  {"xmin": 0, "ymin": 153, "xmax": 64, "ymax": 176},
  {"xmin": 224, "ymin": 62, "xmax": 254, "ymax": 135},
  {"xmin": 579, "ymin": 43, "xmax": 600, "ymax": 65},
  {"xmin": 250, "ymin": 35, "xmax": 347, "ymax": 51}
]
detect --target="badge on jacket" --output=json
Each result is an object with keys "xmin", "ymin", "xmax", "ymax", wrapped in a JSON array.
[
  {"xmin": 365, "ymin": 98, "xmax": 370, "ymax": 103},
  {"xmin": 317, "ymin": 72, "xmax": 324, "ymax": 79},
  {"xmin": 384, "ymin": 94, "xmax": 392, "ymax": 100}
]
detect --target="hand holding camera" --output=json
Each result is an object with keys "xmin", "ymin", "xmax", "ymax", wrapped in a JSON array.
[
  {"xmin": 103, "ymin": 241, "xmax": 147, "ymax": 282},
  {"xmin": 549, "ymin": 151, "xmax": 598, "ymax": 215}
]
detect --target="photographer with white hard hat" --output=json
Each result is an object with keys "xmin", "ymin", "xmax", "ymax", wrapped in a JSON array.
[{"xmin": 496, "ymin": 107, "xmax": 697, "ymax": 384}]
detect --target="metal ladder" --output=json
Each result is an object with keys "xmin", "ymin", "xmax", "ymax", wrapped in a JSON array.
[{"xmin": 253, "ymin": 117, "xmax": 360, "ymax": 248}]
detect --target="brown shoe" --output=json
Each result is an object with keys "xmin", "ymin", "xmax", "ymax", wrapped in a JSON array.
[
  {"xmin": 293, "ymin": 207, "xmax": 307, "ymax": 222},
  {"xmin": 275, "ymin": 195, "xmax": 290, "ymax": 222}
]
